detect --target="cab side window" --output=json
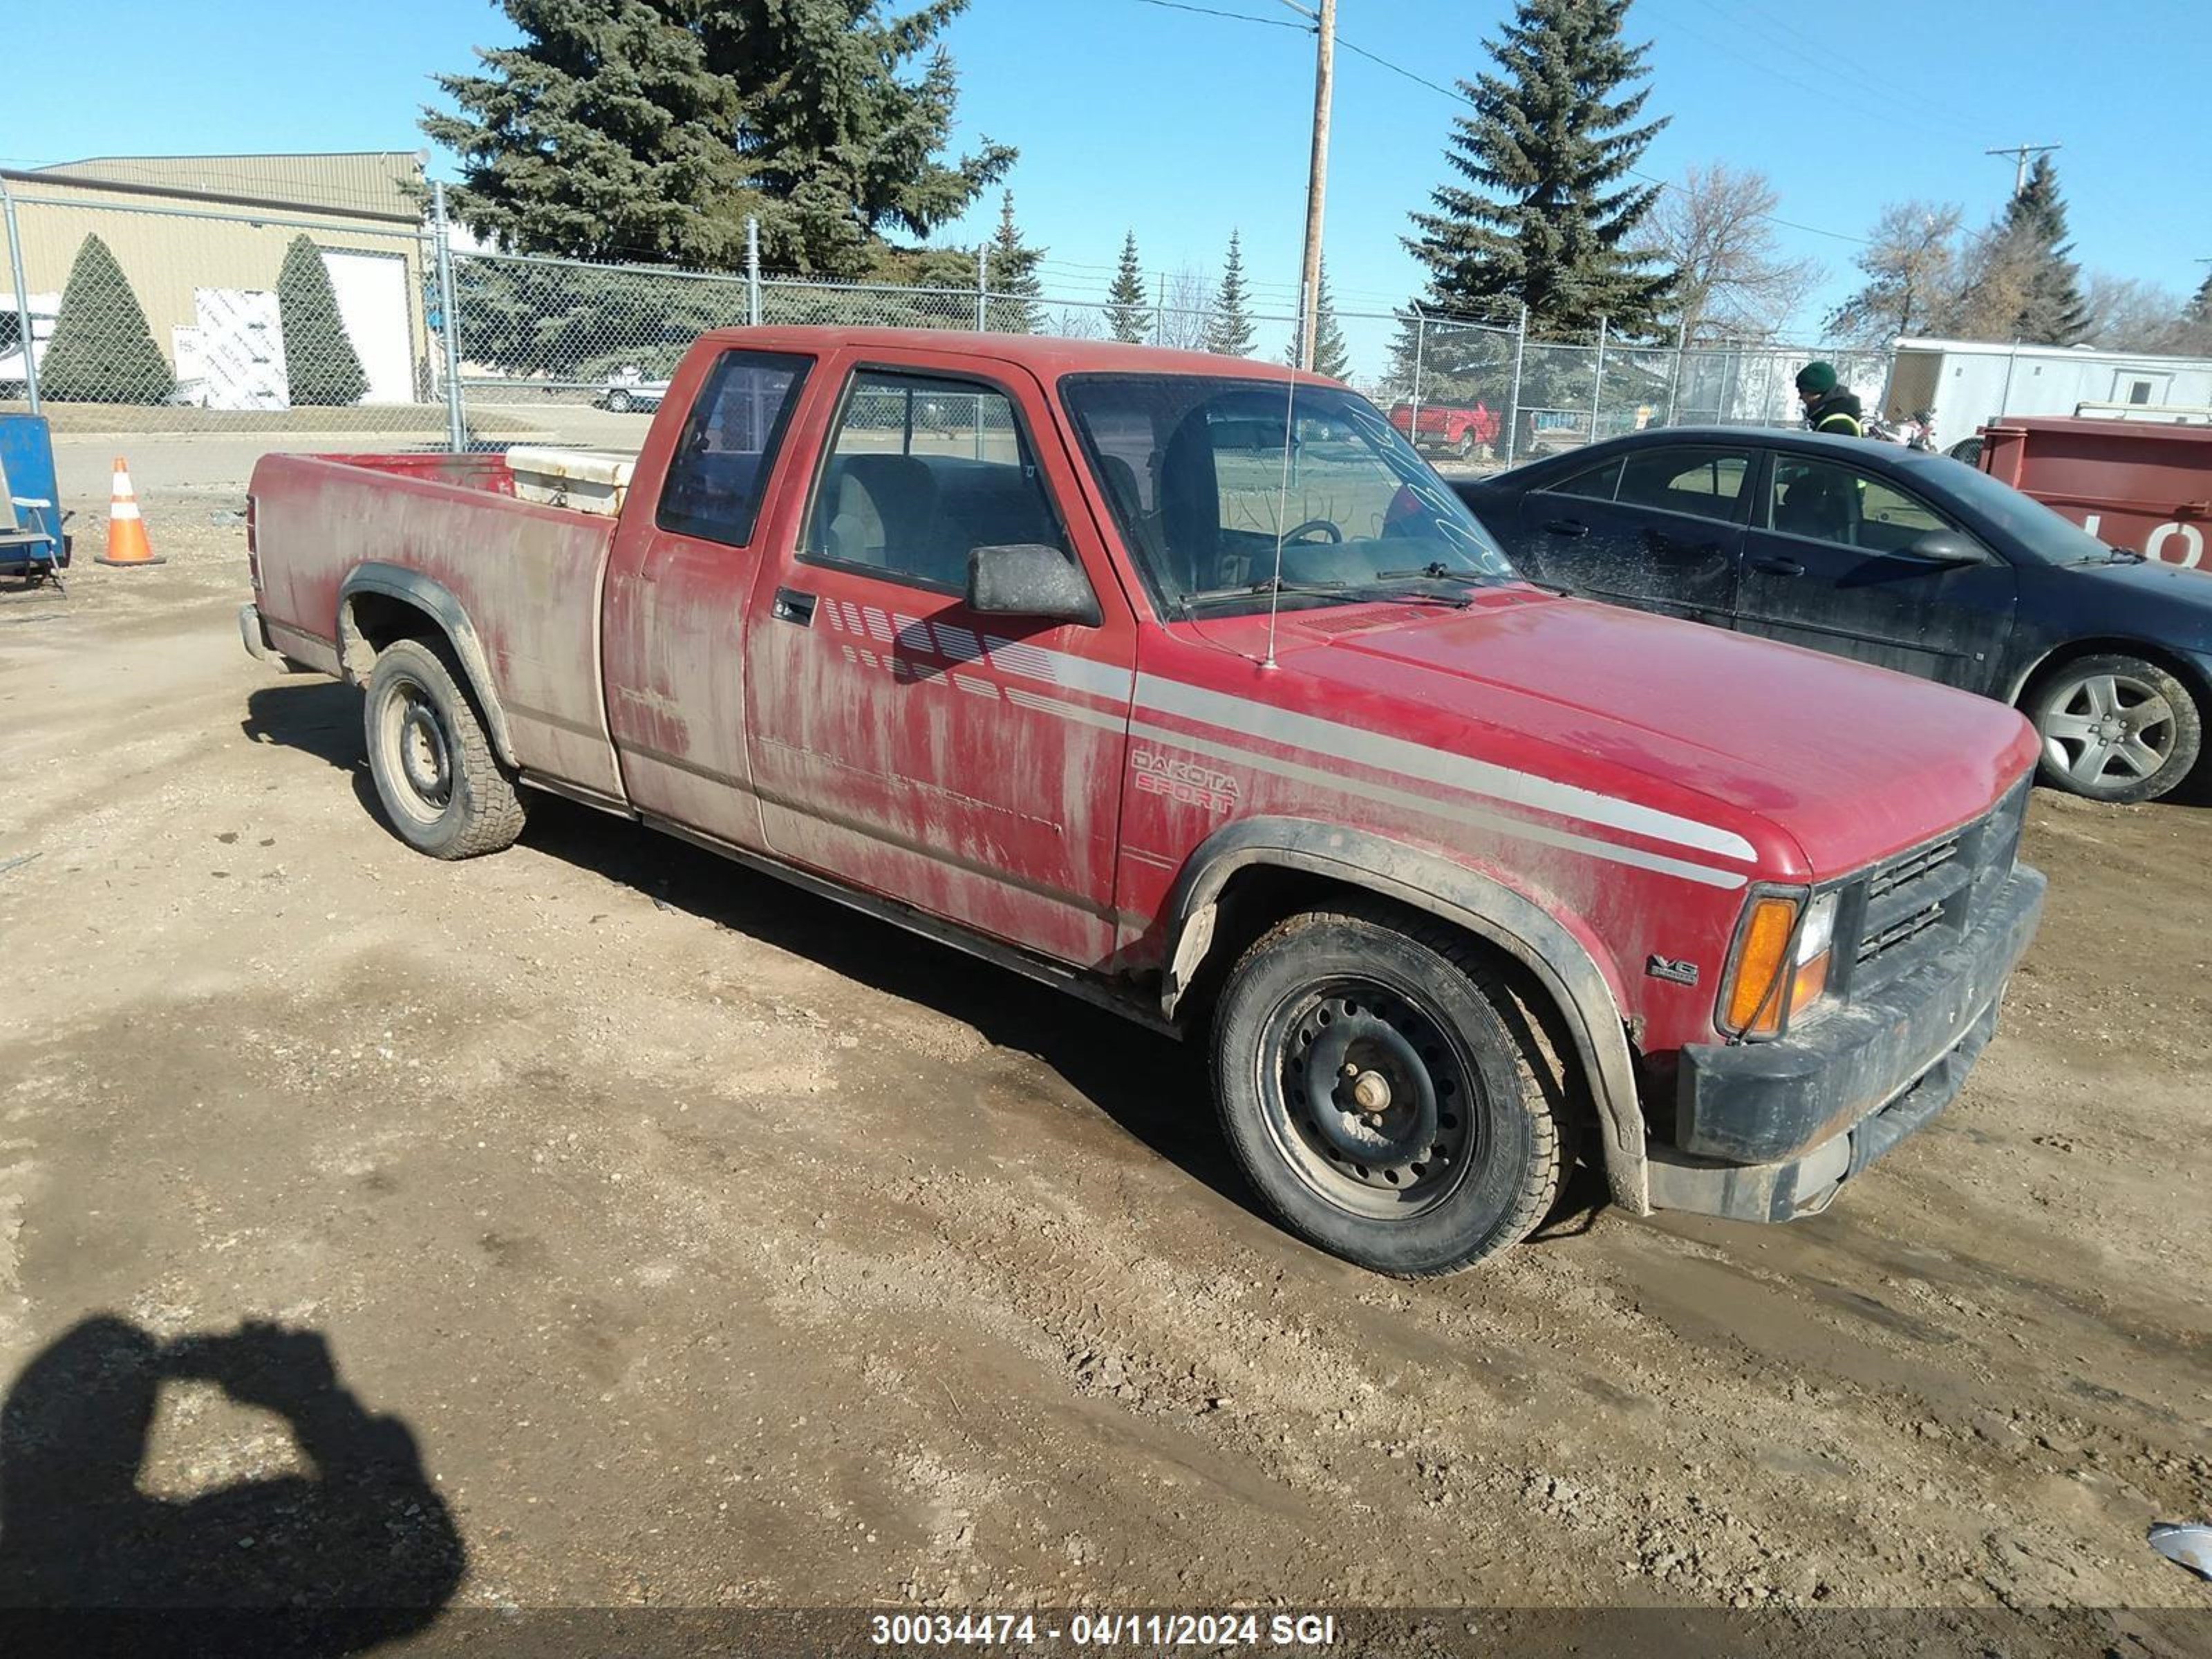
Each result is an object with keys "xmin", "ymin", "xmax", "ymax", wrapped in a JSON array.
[
  {"xmin": 804, "ymin": 370, "xmax": 1070, "ymax": 592},
  {"xmin": 657, "ymin": 351, "xmax": 813, "ymax": 547}
]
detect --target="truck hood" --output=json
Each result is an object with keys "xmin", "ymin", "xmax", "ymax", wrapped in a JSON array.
[{"xmin": 1193, "ymin": 588, "xmax": 2037, "ymax": 879}]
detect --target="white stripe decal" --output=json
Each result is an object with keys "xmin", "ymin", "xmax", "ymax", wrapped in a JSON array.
[
  {"xmin": 1006, "ymin": 684, "xmax": 1125, "ymax": 731},
  {"xmin": 1132, "ymin": 673, "xmax": 1756, "ymax": 863},
  {"xmin": 1044, "ymin": 654, "xmax": 1136, "ymax": 702},
  {"xmin": 1130, "ymin": 720, "xmax": 1748, "ymax": 890}
]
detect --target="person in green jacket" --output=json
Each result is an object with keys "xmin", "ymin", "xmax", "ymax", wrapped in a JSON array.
[{"xmin": 1794, "ymin": 361, "xmax": 1864, "ymax": 436}]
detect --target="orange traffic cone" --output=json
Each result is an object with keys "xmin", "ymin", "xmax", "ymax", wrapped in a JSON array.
[{"xmin": 97, "ymin": 456, "xmax": 164, "ymax": 568}]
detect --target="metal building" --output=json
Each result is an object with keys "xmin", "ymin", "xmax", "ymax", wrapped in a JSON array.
[{"xmin": 1, "ymin": 152, "xmax": 432, "ymax": 405}]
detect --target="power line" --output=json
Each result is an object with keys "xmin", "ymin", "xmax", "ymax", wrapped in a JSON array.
[
  {"xmin": 1326, "ymin": 27, "xmax": 1872, "ymax": 246},
  {"xmin": 1127, "ymin": 0, "xmax": 1305, "ymax": 30}
]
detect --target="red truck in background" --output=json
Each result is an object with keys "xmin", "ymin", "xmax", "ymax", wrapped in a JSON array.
[
  {"xmin": 1976, "ymin": 415, "xmax": 2211, "ymax": 571},
  {"xmin": 241, "ymin": 328, "xmax": 2044, "ymax": 1276},
  {"xmin": 1389, "ymin": 400, "xmax": 1499, "ymax": 461}
]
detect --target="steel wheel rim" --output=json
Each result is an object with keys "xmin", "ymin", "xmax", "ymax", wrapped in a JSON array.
[
  {"xmin": 2041, "ymin": 669, "xmax": 2177, "ymax": 787},
  {"xmin": 382, "ymin": 681, "xmax": 453, "ymax": 823},
  {"xmin": 1255, "ymin": 975, "xmax": 1479, "ymax": 1219}
]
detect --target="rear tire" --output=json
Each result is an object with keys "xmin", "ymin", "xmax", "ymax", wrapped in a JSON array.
[
  {"xmin": 1947, "ymin": 436, "xmax": 1983, "ymax": 466},
  {"xmin": 1210, "ymin": 903, "xmax": 1571, "ymax": 1275},
  {"xmin": 363, "ymin": 637, "xmax": 527, "ymax": 859},
  {"xmin": 2027, "ymin": 653, "xmax": 2202, "ymax": 804},
  {"xmin": 606, "ymin": 387, "xmax": 633, "ymax": 413}
]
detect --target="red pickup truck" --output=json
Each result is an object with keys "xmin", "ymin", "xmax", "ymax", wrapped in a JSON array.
[
  {"xmin": 241, "ymin": 328, "xmax": 2045, "ymax": 1275},
  {"xmin": 1389, "ymin": 400, "xmax": 1499, "ymax": 461}
]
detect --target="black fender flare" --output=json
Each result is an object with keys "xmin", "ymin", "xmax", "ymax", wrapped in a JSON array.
[
  {"xmin": 336, "ymin": 562, "xmax": 518, "ymax": 769},
  {"xmin": 1159, "ymin": 817, "xmax": 1650, "ymax": 1215}
]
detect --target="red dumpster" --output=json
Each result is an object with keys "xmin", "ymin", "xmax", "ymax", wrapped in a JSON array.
[{"xmin": 1976, "ymin": 415, "xmax": 2211, "ymax": 571}]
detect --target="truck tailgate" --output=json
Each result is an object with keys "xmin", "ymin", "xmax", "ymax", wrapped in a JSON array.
[{"xmin": 252, "ymin": 452, "xmax": 624, "ymax": 800}]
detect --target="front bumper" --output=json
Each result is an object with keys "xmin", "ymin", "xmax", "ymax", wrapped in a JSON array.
[{"xmin": 1649, "ymin": 863, "xmax": 2045, "ymax": 1223}]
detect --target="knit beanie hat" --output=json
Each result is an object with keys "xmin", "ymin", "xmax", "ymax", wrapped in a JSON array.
[{"xmin": 1795, "ymin": 360, "xmax": 1839, "ymax": 396}]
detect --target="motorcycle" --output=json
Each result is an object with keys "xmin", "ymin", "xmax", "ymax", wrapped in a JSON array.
[{"xmin": 1865, "ymin": 408, "xmax": 1938, "ymax": 451}]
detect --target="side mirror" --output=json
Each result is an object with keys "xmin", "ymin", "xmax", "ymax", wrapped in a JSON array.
[
  {"xmin": 966, "ymin": 543, "xmax": 1100, "ymax": 626},
  {"xmin": 1907, "ymin": 529, "xmax": 1989, "ymax": 565}
]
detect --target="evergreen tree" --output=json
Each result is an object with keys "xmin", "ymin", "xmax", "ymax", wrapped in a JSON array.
[
  {"xmin": 2189, "ymin": 270, "xmax": 2212, "ymax": 327},
  {"xmin": 984, "ymin": 191, "xmax": 1047, "ymax": 333},
  {"xmin": 1987, "ymin": 154, "xmax": 2089, "ymax": 345},
  {"xmin": 276, "ymin": 236, "xmax": 368, "ymax": 406},
  {"xmin": 1405, "ymin": 0, "xmax": 1671, "ymax": 335},
  {"xmin": 39, "ymin": 234, "xmax": 173, "ymax": 405},
  {"xmin": 1105, "ymin": 230, "xmax": 1152, "ymax": 344},
  {"xmin": 1287, "ymin": 260, "xmax": 1351, "ymax": 379},
  {"xmin": 1204, "ymin": 230, "xmax": 1255, "ymax": 357},
  {"xmin": 423, "ymin": 1, "xmax": 1013, "ymax": 276}
]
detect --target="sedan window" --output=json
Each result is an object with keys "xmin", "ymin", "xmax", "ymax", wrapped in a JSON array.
[
  {"xmin": 1769, "ymin": 457, "xmax": 1970, "ymax": 554},
  {"xmin": 1544, "ymin": 457, "xmax": 1622, "ymax": 501},
  {"xmin": 1613, "ymin": 447, "xmax": 1752, "ymax": 525}
]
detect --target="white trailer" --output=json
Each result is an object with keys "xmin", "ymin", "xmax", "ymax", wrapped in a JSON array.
[{"xmin": 1882, "ymin": 337, "xmax": 2212, "ymax": 435}]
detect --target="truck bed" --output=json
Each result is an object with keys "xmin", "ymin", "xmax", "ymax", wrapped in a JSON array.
[{"xmin": 251, "ymin": 450, "xmax": 626, "ymax": 801}]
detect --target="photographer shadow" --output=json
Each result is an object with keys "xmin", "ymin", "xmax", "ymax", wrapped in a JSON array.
[{"xmin": 0, "ymin": 1315, "xmax": 463, "ymax": 1655}]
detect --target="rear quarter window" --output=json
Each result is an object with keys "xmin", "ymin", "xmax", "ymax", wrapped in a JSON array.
[{"xmin": 657, "ymin": 350, "xmax": 814, "ymax": 547}]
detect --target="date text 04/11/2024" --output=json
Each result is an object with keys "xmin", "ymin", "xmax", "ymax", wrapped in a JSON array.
[{"xmin": 868, "ymin": 1612, "xmax": 1341, "ymax": 1647}]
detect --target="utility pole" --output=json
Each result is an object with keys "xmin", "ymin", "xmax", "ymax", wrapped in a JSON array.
[
  {"xmin": 1986, "ymin": 142, "xmax": 2061, "ymax": 198},
  {"xmin": 1294, "ymin": 0, "xmax": 1335, "ymax": 370}
]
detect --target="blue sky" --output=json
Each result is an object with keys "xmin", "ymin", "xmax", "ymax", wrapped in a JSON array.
[{"xmin": 13, "ymin": 0, "xmax": 2211, "ymax": 369}]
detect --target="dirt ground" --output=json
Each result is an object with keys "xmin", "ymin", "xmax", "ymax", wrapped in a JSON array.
[{"xmin": 1, "ymin": 507, "xmax": 2209, "ymax": 1649}]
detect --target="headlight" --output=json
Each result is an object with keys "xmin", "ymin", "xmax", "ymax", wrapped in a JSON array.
[{"xmin": 1719, "ymin": 890, "xmax": 1837, "ymax": 1039}]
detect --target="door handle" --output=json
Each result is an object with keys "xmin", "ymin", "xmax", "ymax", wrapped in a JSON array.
[
  {"xmin": 1544, "ymin": 518, "xmax": 1588, "ymax": 537},
  {"xmin": 771, "ymin": 587, "xmax": 816, "ymax": 626},
  {"xmin": 1751, "ymin": 556, "xmax": 1805, "ymax": 577}
]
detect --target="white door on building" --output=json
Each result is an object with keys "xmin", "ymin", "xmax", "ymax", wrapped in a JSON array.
[{"xmin": 321, "ymin": 248, "xmax": 413, "ymax": 404}]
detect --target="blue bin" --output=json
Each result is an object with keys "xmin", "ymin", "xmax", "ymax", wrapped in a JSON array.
[{"xmin": 0, "ymin": 413, "xmax": 66, "ymax": 581}]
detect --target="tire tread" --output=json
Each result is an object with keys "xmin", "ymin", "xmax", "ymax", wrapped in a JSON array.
[{"xmin": 1212, "ymin": 899, "xmax": 1571, "ymax": 1277}]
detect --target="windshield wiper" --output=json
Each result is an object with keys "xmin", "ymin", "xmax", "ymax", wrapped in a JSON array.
[
  {"xmin": 1180, "ymin": 577, "xmax": 1356, "ymax": 611},
  {"xmin": 1180, "ymin": 575, "xmax": 1472, "ymax": 614},
  {"xmin": 1378, "ymin": 563, "xmax": 1564, "ymax": 597}
]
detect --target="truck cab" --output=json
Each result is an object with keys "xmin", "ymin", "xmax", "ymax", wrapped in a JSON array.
[{"xmin": 242, "ymin": 328, "xmax": 2045, "ymax": 1276}]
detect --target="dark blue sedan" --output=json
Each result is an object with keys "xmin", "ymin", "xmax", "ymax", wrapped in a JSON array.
[{"xmin": 1453, "ymin": 428, "xmax": 2212, "ymax": 803}]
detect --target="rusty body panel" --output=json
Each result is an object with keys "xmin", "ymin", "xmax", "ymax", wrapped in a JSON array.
[{"xmin": 252, "ymin": 450, "xmax": 622, "ymax": 801}]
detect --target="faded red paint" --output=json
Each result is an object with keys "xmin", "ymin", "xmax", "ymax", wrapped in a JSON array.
[
  {"xmin": 1978, "ymin": 415, "xmax": 2212, "ymax": 571},
  {"xmin": 248, "ymin": 326, "xmax": 2036, "ymax": 1067}
]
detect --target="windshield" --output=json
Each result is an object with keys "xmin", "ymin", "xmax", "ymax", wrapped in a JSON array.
[
  {"xmin": 1060, "ymin": 374, "xmax": 1515, "ymax": 615},
  {"xmin": 1935, "ymin": 457, "xmax": 2116, "ymax": 564}
]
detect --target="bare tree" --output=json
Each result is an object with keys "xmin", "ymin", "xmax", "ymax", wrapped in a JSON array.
[
  {"xmin": 1154, "ymin": 265, "xmax": 1215, "ymax": 352},
  {"xmin": 1643, "ymin": 163, "xmax": 1824, "ymax": 342},
  {"xmin": 1826, "ymin": 201, "xmax": 1965, "ymax": 345},
  {"xmin": 2080, "ymin": 273, "xmax": 2193, "ymax": 353}
]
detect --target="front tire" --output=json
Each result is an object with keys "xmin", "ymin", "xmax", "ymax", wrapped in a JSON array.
[
  {"xmin": 606, "ymin": 387, "xmax": 633, "ymax": 413},
  {"xmin": 1210, "ymin": 905, "xmax": 1571, "ymax": 1275},
  {"xmin": 2028, "ymin": 653, "xmax": 2202, "ymax": 803},
  {"xmin": 363, "ymin": 637, "xmax": 527, "ymax": 859}
]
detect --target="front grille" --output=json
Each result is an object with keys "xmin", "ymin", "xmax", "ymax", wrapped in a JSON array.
[
  {"xmin": 1866, "ymin": 835, "xmax": 1960, "ymax": 899},
  {"xmin": 1839, "ymin": 778, "xmax": 2028, "ymax": 996}
]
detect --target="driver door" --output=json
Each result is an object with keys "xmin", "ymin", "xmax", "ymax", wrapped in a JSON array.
[{"xmin": 742, "ymin": 354, "xmax": 1138, "ymax": 968}]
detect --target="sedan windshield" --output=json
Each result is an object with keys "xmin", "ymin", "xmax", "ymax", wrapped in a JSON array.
[
  {"xmin": 1933, "ymin": 458, "xmax": 2117, "ymax": 564},
  {"xmin": 1060, "ymin": 374, "xmax": 1515, "ymax": 615}
]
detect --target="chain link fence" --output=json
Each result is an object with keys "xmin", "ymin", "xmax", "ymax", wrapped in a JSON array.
[{"xmin": 4, "ymin": 174, "xmax": 1911, "ymax": 467}]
